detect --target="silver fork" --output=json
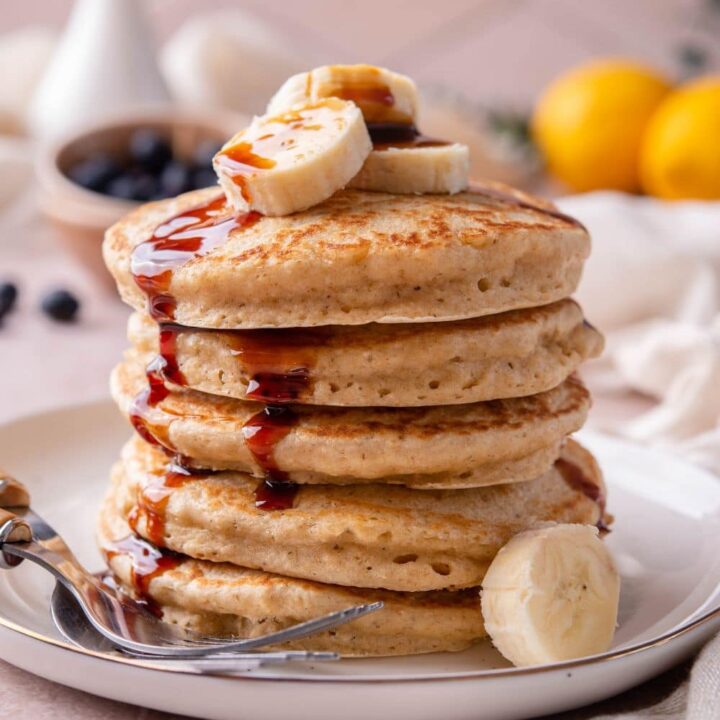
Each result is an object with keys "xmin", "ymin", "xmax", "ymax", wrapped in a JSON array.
[
  {"xmin": 50, "ymin": 582, "xmax": 333, "ymax": 673},
  {"xmin": 0, "ymin": 471, "xmax": 383, "ymax": 658}
]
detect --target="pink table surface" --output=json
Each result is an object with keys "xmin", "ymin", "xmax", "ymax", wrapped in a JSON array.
[{"xmin": 0, "ymin": 202, "xmax": 660, "ymax": 719}]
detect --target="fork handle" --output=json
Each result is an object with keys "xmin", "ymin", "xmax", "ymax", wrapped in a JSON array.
[
  {"xmin": 0, "ymin": 470, "xmax": 30, "ymax": 508},
  {"xmin": 0, "ymin": 472, "xmax": 32, "ymax": 564},
  {"xmin": 0, "ymin": 509, "xmax": 32, "ymax": 543}
]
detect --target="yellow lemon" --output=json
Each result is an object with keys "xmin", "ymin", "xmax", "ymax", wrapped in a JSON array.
[
  {"xmin": 641, "ymin": 76, "xmax": 720, "ymax": 200},
  {"xmin": 532, "ymin": 59, "xmax": 671, "ymax": 192}
]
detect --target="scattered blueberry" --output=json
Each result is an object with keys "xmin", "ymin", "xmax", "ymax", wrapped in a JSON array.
[
  {"xmin": 41, "ymin": 289, "xmax": 80, "ymax": 322},
  {"xmin": 159, "ymin": 160, "xmax": 194, "ymax": 196},
  {"xmin": 129, "ymin": 129, "xmax": 172, "ymax": 172},
  {"xmin": 0, "ymin": 282, "xmax": 18, "ymax": 319},
  {"xmin": 192, "ymin": 167, "xmax": 219, "ymax": 189},
  {"xmin": 67, "ymin": 154, "xmax": 121, "ymax": 193}
]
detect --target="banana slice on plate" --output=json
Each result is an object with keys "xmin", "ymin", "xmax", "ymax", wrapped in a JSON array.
[
  {"xmin": 348, "ymin": 140, "xmax": 469, "ymax": 194},
  {"xmin": 481, "ymin": 524, "xmax": 620, "ymax": 667},
  {"xmin": 213, "ymin": 97, "xmax": 371, "ymax": 216},
  {"xmin": 267, "ymin": 64, "xmax": 418, "ymax": 124}
]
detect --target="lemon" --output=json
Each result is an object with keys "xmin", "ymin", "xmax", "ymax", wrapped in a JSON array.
[
  {"xmin": 532, "ymin": 59, "xmax": 671, "ymax": 192},
  {"xmin": 641, "ymin": 76, "xmax": 720, "ymax": 200}
]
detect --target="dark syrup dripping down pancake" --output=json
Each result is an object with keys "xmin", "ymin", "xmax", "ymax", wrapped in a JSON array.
[
  {"xmin": 104, "ymin": 534, "xmax": 182, "ymax": 617},
  {"xmin": 555, "ymin": 457, "xmax": 609, "ymax": 533},
  {"xmin": 130, "ymin": 194, "xmax": 260, "ymax": 322},
  {"xmin": 367, "ymin": 122, "xmax": 449, "ymax": 150},
  {"xmin": 153, "ymin": 324, "xmax": 324, "ymax": 403},
  {"xmin": 129, "ymin": 355, "xmax": 174, "ymax": 452},
  {"xmin": 129, "ymin": 461, "xmax": 207, "ymax": 546},
  {"xmin": 337, "ymin": 83, "xmax": 395, "ymax": 108},
  {"xmin": 129, "ymin": 333, "xmax": 303, "ymax": 512},
  {"xmin": 225, "ymin": 328, "xmax": 322, "ymax": 403},
  {"xmin": 243, "ymin": 405, "xmax": 300, "ymax": 510}
]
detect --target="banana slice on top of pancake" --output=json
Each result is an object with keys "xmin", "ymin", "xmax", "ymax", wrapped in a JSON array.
[
  {"xmin": 267, "ymin": 64, "xmax": 419, "ymax": 124},
  {"xmin": 268, "ymin": 64, "xmax": 469, "ymax": 195},
  {"xmin": 213, "ymin": 97, "xmax": 371, "ymax": 216},
  {"xmin": 348, "ymin": 133, "xmax": 469, "ymax": 195}
]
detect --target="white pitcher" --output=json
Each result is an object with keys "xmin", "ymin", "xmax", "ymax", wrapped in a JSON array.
[{"xmin": 28, "ymin": 0, "xmax": 170, "ymax": 141}]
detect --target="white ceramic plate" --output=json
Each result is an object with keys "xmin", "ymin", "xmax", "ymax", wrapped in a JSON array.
[{"xmin": 0, "ymin": 400, "xmax": 719, "ymax": 720}]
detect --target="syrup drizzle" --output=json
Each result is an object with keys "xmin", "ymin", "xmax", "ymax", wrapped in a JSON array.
[
  {"xmin": 321, "ymin": 67, "xmax": 400, "ymax": 121},
  {"xmin": 254, "ymin": 477, "xmax": 300, "ymax": 511},
  {"xmin": 226, "ymin": 328, "xmax": 324, "ymax": 403},
  {"xmin": 114, "ymin": 425, "xmax": 298, "ymax": 614},
  {"xmin": 367, "ymin": 122, "xmax": 449, "ymax": 150},
  {"xmin": 242, "ymin": 405, "xmax": 300, "ymax": 510},
  {"xmin": 556, "ymin": 457, "xmax": 609, "ymax": 533},
  {"xmin": 336, "ymin": 84, "xmax": 394, "ymax": 108},
  {"xmin": 152, "ymin": 324, "xmax": 323, "ymax": 403},
  {"xmin": 104, "ymin": 534, "xmax": 182, "ymax": 616},
  {"xmin": 130, "ymin": 194, "xmax": 260, "ymax": 322},
  {"xmin": 128, "ymin": 461, "xmax": 203, "ymax": 546},
  {"xmin": 129, "ymin": 351, "xmax": 177, "ymax": 453},
  {"xmin": 129, "ymin": 357, "xmax": 301, "ymax": 512},
  {"xmin": 130, "ymin": 369, "xmax": 301, "ymax": 513}
]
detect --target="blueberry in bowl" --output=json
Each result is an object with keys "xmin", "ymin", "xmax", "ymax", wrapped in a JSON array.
[
  {"xmin": 37, "ymin": 110, "xmax": 246, "ymax": 290},
  {"xmin": 64, "ymin": 127, "xmax": 224, "ymax": 203}
]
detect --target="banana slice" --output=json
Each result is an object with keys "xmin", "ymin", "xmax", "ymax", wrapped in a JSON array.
[
  {"xmin": 348, "ymin": 142, "xmax": 469, "ymax": 194},
  {"xmin": 267, "ymin": 64, "xmax": 418, "ymax": 124},
  {"xmin": 267, "ymin": 64, "xmax": 467, "ymax": 194},
  {"xmin": 481, "ymin": 524, "xmax": 620, "ymax": 667},
  {"xmin": 213, "ymin": 97, "xmax": 371, "ymax": 216}
]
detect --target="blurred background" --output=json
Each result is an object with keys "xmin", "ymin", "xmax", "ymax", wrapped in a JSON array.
[
  {"xmin": 4, "ymin": 0, "xmax": 720, "ymax": 108},
  {"xmin": 1, "ymin": 0, "xmax": 720, "ymax": 469},
  {"xmin": 3, "ymin": 0, "xmax": 720, "ymax": 192}
]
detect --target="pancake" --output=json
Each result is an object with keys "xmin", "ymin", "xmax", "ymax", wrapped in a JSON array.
[
  {"xmin": 103, "ymin": 180, "xmax": 590, "ymax": 329},
  {"xmin": 128, "ymin": 299, "xmax": 603, "ymax": 407},
  {"xmin": 98, "ymin": 497, "xmax": 485, "ymax": 656},
  {"xmin": 111, "ymin": 436, "xmax": 606, "ymax": 592},
  {"xmin": 112, "ymin": 356, "xmax": 590, "ymax": 488}
]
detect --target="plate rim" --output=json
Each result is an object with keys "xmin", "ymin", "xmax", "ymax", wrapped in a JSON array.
[
  {"xmin": 0, "ymin": 400, "xmax": 719, "ymax": 684},
  {"xmin": 1, "ymin": 599, "xmax": 719, "ymax": 684}
]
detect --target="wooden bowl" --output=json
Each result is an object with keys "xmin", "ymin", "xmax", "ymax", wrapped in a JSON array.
[{"xmin": 36, "ymin": 108, "xmax": 244, "ymax": 292}]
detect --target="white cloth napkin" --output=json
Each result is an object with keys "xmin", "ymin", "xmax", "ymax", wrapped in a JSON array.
[
  {"xmin": 554, "ymin": 192, "xmax": 720, "ymax": 720},
  {"xmin": 558, "ymin": 192, "xmax": 720, "ymax": 475}
]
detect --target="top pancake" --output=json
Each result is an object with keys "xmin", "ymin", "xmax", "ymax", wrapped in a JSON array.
[{"xmin": 104, "ymin": 180, "xmax": 590, "ymax": 329}]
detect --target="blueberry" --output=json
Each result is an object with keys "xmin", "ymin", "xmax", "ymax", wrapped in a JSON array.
[
  {"xmin": 159, "ymin": 160, "xmax": 194, "ymax": 196},
  {"xmin": 41, "ymin": 289, "xmax": 79, "ymax": 322},
  {"xmin": 129, "ymin": 129, "xmax": 172, "ymax": 172},
  {"xmin": 193, "ymin": 139, "xmax": 223, "ymax": 168},
  {"xmin": 0, "ymin": 282, "xmax": 18, "ymax": 318},
  {"xmin": 67, "ymin": 154, "xmax": 121, "ymax": 192},
  {"xmin": 131, "ymin": 172, "xmax": 159, "ymax": 201},
  {"xmin": 106, "ymin": 174, "xmax": 137, "ymax": 201},
  {"xmin": 191, "ymin": 168, "xmax": 218, "ymax": 189}
]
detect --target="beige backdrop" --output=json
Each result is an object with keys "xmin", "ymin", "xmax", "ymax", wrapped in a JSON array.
[{"xmin": 2, "ymin": 0, "xmax": 719, "ymax": 108}]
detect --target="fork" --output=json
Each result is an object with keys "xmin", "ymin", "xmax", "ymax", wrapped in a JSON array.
[{"xmin": 0, "ymin": 470, "xmax": 383, "ymax": 658}]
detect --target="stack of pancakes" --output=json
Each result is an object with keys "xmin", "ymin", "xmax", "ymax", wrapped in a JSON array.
[{"xmin": 101, "ymin": 180, "xmax": 604, "ymax": 657}]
